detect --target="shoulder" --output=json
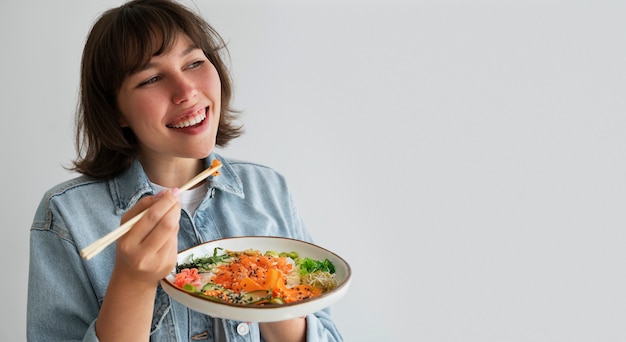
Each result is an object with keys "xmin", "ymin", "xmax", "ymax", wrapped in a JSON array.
[
  {"xmin": 211, "ymin": 154, "xmax": 291, "ymax": 199},
  {"xmin": 221, "ymin": 156, "xmax": 288, "ymax": 186},
  {"xmin": 42, "ymin": 175, "xmax": 107, "ymax": 201},
  {"xmin": 34, "ymin": 175, "xmax": 108, "ymax": 219},
  {"xmin": 224, "ymin": 156, "xmax": 283, "ymax": 175}
]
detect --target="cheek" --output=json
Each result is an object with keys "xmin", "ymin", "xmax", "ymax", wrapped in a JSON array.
[
  {"xmin": 212, "ymin": 72, "xmax": 222, "ymax": 91},
  {"xmin": 118, "ymin": 111, "xmax": 130, "ymax": 127},
  {"xmin": 119, "ymin": 94, "xmax": 161, "ymax": 127},
  {"xmin": 116, "ymin": 89, "xmax": 135, "ymax": 127},
  {"xmin": 207, "ymin": 65, "xmax": 222, "ymax": 97}
]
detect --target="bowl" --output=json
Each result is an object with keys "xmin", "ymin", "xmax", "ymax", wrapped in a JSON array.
[{"xmin": 160, "ymin": 236, "xmax": 352, "ymax": 322}]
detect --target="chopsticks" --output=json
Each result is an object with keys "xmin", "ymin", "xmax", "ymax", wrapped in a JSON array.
[{"xmin": 80, "ymin": 161, "xmax": 223, "ymax": 260}]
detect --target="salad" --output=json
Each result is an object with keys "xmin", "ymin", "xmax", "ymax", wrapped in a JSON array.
[{"xmin": 172, "ymin": 247, "xmax": 337, "ymax": 305}]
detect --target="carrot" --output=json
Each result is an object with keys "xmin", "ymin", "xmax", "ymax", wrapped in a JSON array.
[
  {"xmin": 239, "ymin": 277, "xmax": 265, "ymax": 292},
  {"xmin": 210, "ymin": 159, "xmax": 222, "ymax": 176},
  {"xmin": 273, "ymin": 274, "xmax": 322, "ymax": 303},
  {"xmin": 265, "ymin": 268, "xmax": 282, "ymax": 292},
  {"xmin": 212, "ymin": 254, "xmax": 292, "ymax": 292},
  {"xmin": 178, "ymin": 251, "xmax": 325, "ymax": 305}
]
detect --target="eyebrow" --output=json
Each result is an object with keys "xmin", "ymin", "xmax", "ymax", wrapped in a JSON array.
[{"xmin": 140, "ymin": 44, "xmax": 200, "ymax": 71}]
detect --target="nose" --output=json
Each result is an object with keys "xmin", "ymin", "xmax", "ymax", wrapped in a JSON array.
[{"xmin": 171, "ymin": 74, "xmax": 197, "ymax": 104}]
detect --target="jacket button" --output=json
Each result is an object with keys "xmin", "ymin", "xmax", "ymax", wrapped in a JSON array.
[{"xmin": 236, "ymin": 323, "xmax": 250, "ymax": 336}]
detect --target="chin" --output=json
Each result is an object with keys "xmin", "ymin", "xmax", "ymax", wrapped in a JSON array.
[{"xmin": 194, "ymin": 146, "xmax": 216, "ymax": 160}]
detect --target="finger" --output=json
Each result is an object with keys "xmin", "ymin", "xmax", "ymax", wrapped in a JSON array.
[
  {"xmin": 139, "ymin": 199, "xmax": 181, "ymax": 252},
  {"xmin": 120, "ymin": 187, "xmax": 175, "ymax": 224},
  {"xmin": 121, "ymin": 189, "xmax": 180, "ymax": 245},
  {"xmin": 135, "ymin": 200, "xmax": 181, "ymax": 276}
]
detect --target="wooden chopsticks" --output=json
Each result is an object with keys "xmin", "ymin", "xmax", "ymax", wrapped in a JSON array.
[{"xmin": 80, "ymin": 161, "xmax": 222, "ymax": 260}]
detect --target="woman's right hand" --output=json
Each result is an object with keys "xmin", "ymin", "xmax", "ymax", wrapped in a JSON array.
[
  {"xmin": 114, "ymin": 188, "xmax": 181, "ymax": 286},
  {"xmin": 96, "ymin": 189, "xmax": 182, "ymax": 340}
]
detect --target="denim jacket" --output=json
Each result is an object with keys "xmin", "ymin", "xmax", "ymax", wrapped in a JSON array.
[{"xmin": 27, "ymin": 153, "xmax": 343, "ymax": 341}]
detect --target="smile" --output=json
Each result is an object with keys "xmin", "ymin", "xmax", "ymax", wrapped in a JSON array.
[{"xmin": 167, "ymin": 109, "xmax": 207, "ymax": 128}]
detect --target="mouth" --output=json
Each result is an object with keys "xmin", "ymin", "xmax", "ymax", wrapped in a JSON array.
[{"xmin": 166, "ymin": 108, "xmax": 207, "ymax": 129}]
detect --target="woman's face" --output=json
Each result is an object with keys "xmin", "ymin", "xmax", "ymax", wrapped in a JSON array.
[{"xmin": 117, "ymin": 32, "xmax": 221, "ymax": 164}]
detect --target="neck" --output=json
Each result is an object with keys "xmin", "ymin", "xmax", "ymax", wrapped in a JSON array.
[{"xmin": 139, "ymin": 156, "xmax": 205, "ymax": 189}]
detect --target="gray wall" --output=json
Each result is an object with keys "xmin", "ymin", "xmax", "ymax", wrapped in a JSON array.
[{"xmin": 2, "ymin": 0, "xmax": 625, "ymax": 341}]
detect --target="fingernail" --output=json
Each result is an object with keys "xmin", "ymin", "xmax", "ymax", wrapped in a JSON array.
[{"xmin": 171, "ymin": 187, "xmax": 180, "ymax": 197}]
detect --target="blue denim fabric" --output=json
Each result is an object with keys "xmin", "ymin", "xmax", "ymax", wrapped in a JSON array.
[{"xmin": 27, "ymin": 153, "xmax": 343, "ymax": 341}]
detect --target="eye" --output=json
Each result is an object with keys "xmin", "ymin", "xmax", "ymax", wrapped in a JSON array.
[
  {"xmin": 187, "ymin": 60, "xmax": 205, "ymax": 69},
  {"xmin": 138, "ymin": 75, "xmax": 161, "ymax": 87}
]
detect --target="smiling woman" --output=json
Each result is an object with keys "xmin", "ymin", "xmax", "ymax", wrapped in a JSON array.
[
  {"xmin": 73, "ymin": 0, "xmax": 242, "ymax": 180},
  {"xmin": 116, "ymin": 33, "xmax": 222, "ymax": 173},
  {"xmin": 25, "ymin": 1, "xmax": 345, "ymax": 341}
]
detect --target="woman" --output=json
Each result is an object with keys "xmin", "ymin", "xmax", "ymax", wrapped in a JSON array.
[{"xmin": 26, "ymin": 0, "xmax": 343, "ymax": 341}]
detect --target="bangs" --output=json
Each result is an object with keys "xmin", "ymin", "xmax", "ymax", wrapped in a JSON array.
[
  {"xmin": 87, "ymin": 0, "xmax": 227, "ymax": 96},
  {"xmin": 113, "ymin": 6, "xmax": 181, "ymax": 76}
]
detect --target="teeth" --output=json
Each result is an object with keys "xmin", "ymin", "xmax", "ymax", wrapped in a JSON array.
[{"xmin": 167, "ymin": 110, "xmax": 206, "ymax": 128}]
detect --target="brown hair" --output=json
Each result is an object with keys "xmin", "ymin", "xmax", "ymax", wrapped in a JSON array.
[{"xmin": 71, "ymin": 0, "xmax": 243, "ymax": 179}]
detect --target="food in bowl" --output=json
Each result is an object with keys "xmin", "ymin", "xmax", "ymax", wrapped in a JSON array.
[{"xmin": 172, "ymin": 247, "xmax": 337, "ymax": 306}]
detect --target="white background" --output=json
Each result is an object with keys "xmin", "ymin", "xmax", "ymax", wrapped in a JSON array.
[{"xmin": 1, "ymin": 0, "xmax": 625, "ymax": 341}]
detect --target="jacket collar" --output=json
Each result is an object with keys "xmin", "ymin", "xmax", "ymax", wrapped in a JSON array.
[{"xmin": 109, "ymin": 152, "xmax": 244, "ymax": 212}]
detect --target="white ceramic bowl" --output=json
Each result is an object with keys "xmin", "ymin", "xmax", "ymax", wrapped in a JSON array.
[{"xmin": 160, "ymin": 236, "xmax": 352, "ymax": 322}]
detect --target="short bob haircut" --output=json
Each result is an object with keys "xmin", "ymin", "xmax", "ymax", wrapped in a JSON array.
[{"xmin": 71, "ymin": 0, "xmax": 243, "ymax": 179}]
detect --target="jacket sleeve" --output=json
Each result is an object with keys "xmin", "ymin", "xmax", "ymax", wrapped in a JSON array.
[
  {"xmin": 305, "ymin": 308, "xmax": 344, "ymax": 342},
  {"xmin": 27, "ymin": 199, "xmax": 101, "ymax": 342},
  {"xmin": 284, "ymin": 182, "xmax": 345, "ymax": 341}
]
